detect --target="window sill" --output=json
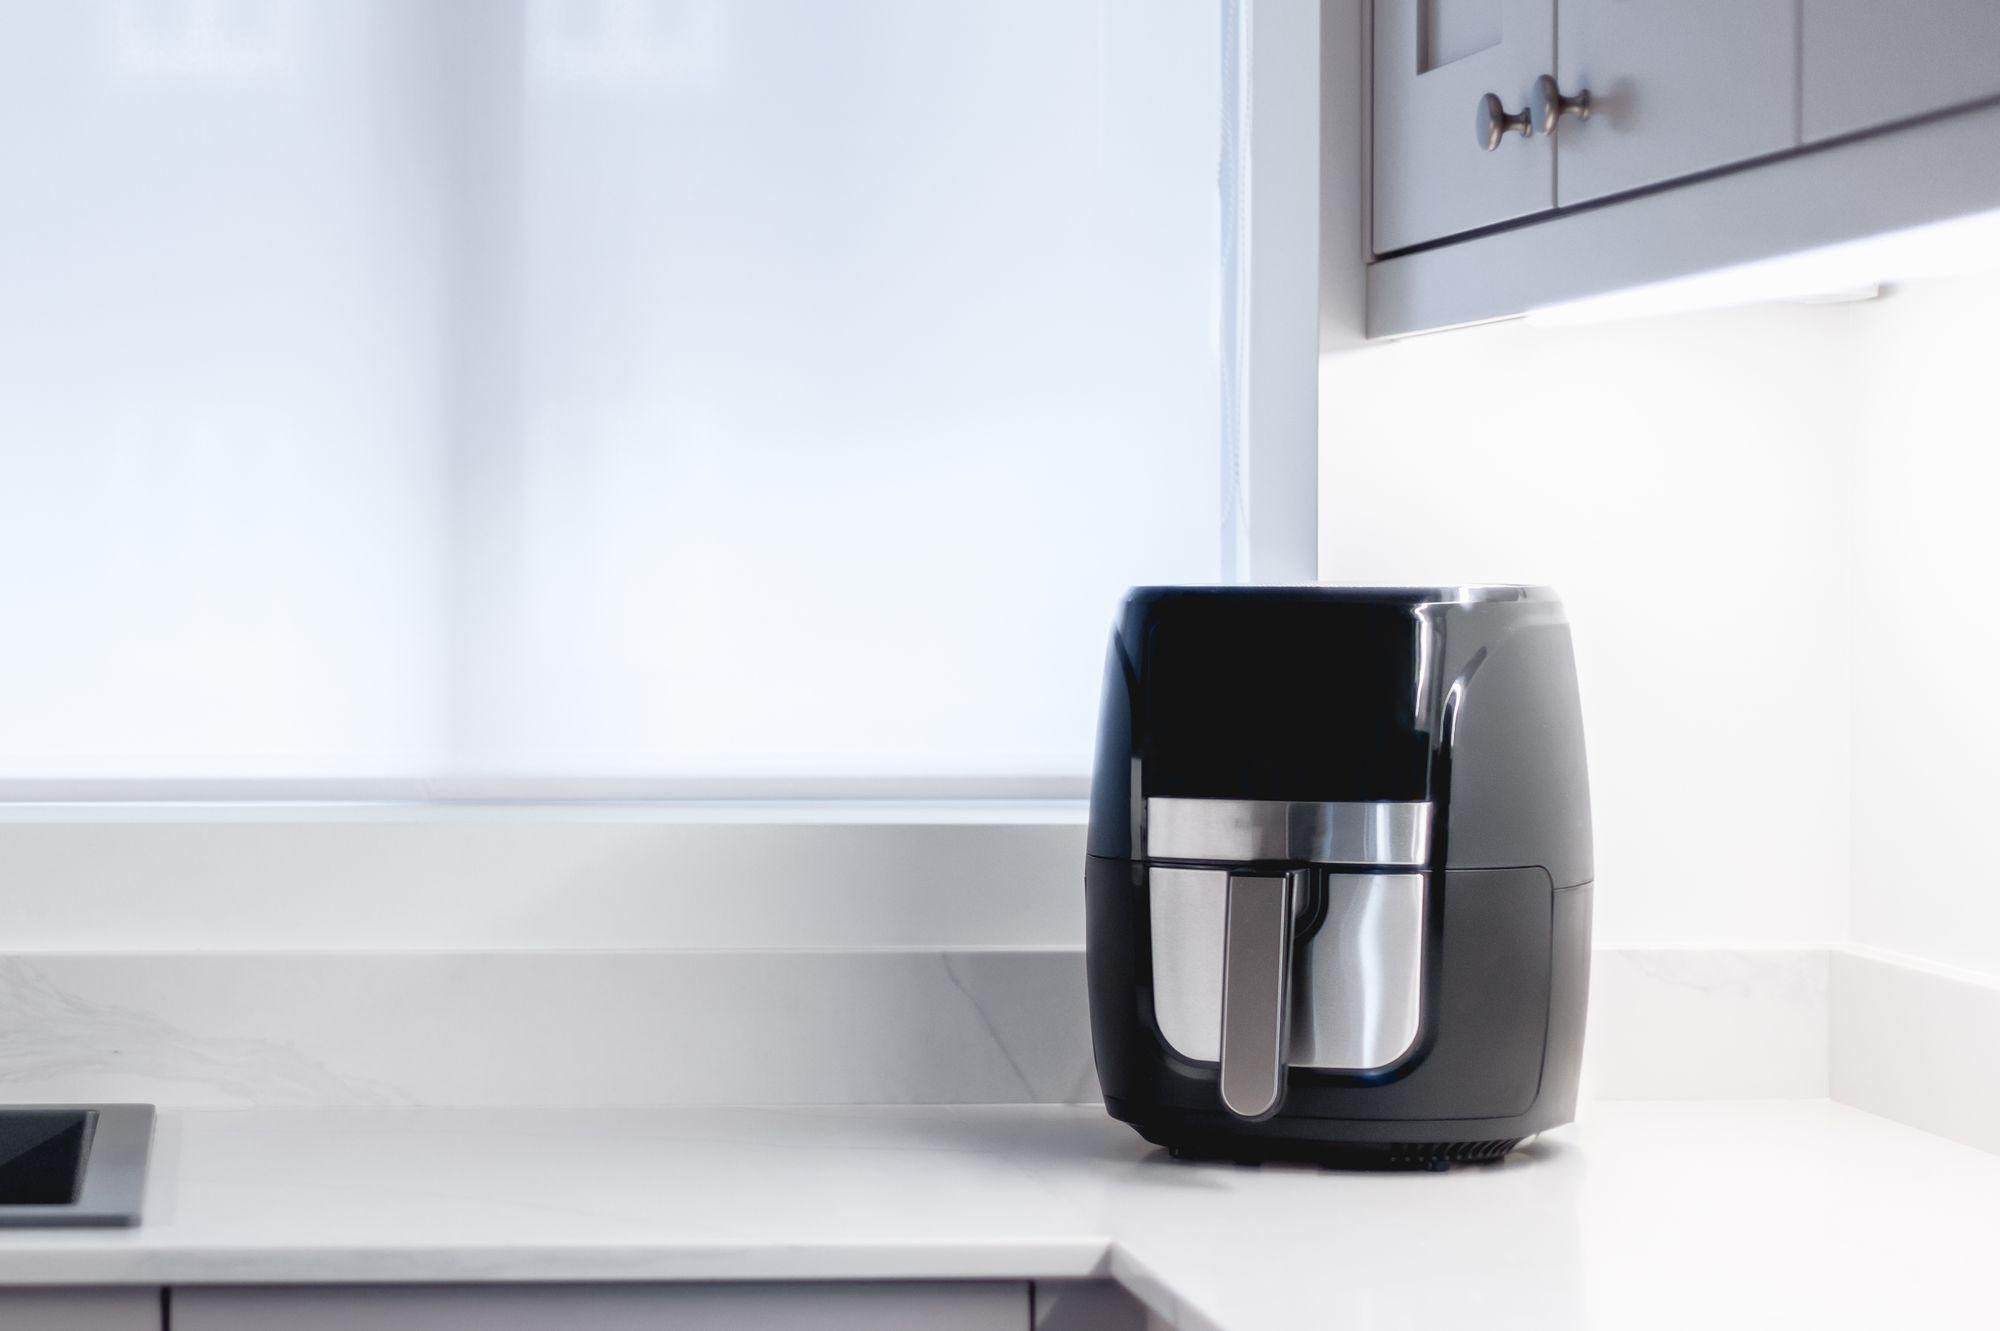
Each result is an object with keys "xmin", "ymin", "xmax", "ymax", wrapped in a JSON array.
[
  {"xmin": 0, "ymin": 800, "xmax": 1088, "ymax": 952},
  {"xmin": 0, "ymin": 797, "xmax": 1088, "ymax": 827}
]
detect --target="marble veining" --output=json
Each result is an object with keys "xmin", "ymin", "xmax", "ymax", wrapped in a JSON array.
[
  {"xmin": 1584, "ymin": 945, "xmax": 1829, "ymax": 1099},
  {"xmin": 0, "ymin": 957, "xmax": 411, "ymax": 1106}
]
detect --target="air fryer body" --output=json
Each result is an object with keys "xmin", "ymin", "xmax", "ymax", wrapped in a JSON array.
[{"xmin": 1084, "ymin": 586, "xmax": 1593, "ymax": 1167}]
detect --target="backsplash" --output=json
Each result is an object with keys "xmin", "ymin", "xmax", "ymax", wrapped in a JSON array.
[
  {"xmin": 0, "ymin": 949, "xmax": 1094, "ymax": 1108},
  {"xmin": 0, "ymin": 944, "xmax": 1822, "ymax": 1108}
]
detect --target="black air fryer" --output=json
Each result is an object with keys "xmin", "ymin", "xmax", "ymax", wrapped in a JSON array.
[{"xmin": 1084, "ymin": 586, "xmax": 1592, "ymax": 1168}]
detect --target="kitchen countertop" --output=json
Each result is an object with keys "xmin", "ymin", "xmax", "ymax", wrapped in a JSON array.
[{"xmin": 1, "ymin": 1101, "xmax": 1995, "ymax": 1330}]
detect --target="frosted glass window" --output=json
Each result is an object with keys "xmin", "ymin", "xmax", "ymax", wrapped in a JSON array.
[{"xmin": 0, "ymin": 1, "xmax": 1224, "ymax": 791}]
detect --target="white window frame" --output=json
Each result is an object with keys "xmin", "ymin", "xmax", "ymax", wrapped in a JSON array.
[{"xmin": 1222, "ymin": 0, "xmax": 1321, "ymax": 589}]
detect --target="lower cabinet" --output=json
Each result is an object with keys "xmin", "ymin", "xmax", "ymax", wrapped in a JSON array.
[
  {"xmin": 170, "ymin": 1283, "xmax": 1029, "ymax": 1331},
  {"xmin": 1033, "ymin": 1281, "xmax": 1154, "ymax": 1331},
  {"xmin": 0, "ymin": 1280, "xmax": 1129, "ymax": 1329},
  {"xmin": 0, "ymin": 1288, "xmax": 161, "ymax": 1330}
]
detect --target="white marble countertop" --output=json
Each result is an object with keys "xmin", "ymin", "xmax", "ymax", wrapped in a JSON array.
[{"xmin": 2, "ymin": 1101, "xmax": 1996, "ymax": 1330}]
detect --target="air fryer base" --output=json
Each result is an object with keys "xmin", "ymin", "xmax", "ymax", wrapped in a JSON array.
[
  {"xmin": 1105, "ymin": 1093, "xmax": 1553, "ymax": 1170},
  {"xmin": 1160, "ymin": 1137, "xmax": 1522, "ymax": 1172}
]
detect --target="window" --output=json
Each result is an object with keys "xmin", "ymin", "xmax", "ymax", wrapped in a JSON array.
[{"xmin": 1, "ymin": 1, "xmax": 1266, "ymax": 797}]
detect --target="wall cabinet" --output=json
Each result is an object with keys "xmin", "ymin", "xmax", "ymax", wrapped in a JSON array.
[
  {"xmin": 171, "ymin": 1283, "xmax": 1028, "ymax": 1331},
  {"xmin": 1372, "ymin": 0, "xmax": 1797, "ymax": 249},
  {"xmin": 1365, "ymin": 0, "xmax": 2000, "ymax": 333},
  {"xmin": 1371, "ymin": 0, "xmax": 1553, "ymax": 251},
  {"xmin": 1373, "ymin": 0, "xmax": 2000, "ymax": 251},
  {"xmin": 1553, "ymin": 0, "xmax": 1796, "ymax": 205},
  {"xmin": 1803, "ymin": 0, "xmax": 2000, "ymax": 142}
]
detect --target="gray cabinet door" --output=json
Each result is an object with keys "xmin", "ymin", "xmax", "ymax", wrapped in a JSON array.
[
  {"xmin": 1371, "ymin": 0, "xmax": 1555, "ymax": 253},
  {"xmin": 1803, "ymin": 0, "xmax": 2000, "ymax": 142},
  {"xmin": 171, "ymin": 1283, "xmax": 1027, "ymax": 1331},
  {"xmin": 0, "ymin": 1289, "xmax": 160, "ymax": 1331},
  {"xmin": 1554, "ymin": 0, "xmax": 1798, "ymax": 205}
]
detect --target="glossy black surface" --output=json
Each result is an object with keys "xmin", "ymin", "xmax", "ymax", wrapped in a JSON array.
[
  {"xmin": 1088, "ymin": 588, "xmax": 1435, "ymax": 857},
  {"xmin": 1136, "ymin": 589, "xmax": 1432, "ymax": 801}
]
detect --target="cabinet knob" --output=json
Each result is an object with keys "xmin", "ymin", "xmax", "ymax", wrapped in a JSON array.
[
  {"xmin": 1476, "ymin": 93, "xmax": 1533, "ymax": 151},
  {"xmin": 1533, "ymin": 74, "xmax": 1592, "ymax": 136}
]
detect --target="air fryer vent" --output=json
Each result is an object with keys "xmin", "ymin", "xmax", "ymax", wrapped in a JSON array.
[{"xmin": 1387, "ymin": 1138, "xmax": 1521, "ymax": 1169}]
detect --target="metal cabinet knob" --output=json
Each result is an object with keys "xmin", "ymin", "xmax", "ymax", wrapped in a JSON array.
[
  {"xmin": 1476, "ymin": 92, "xmax": 1533, "ymax": 151},
  {"xmin": 1533, "ymin": 74, "xmax": 1592, "ymax": 136}
]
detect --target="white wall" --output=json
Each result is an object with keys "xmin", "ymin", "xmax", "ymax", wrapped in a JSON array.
[
  {"xmin": 1320, "ymin": 301, "xmax": 1857, "ymax": 946},
  {"xmin": 1320, "ymin": 271, "xmax": 2000, "ymax": 977},
  {"xmin": 1846, "ymin": 271, "xmax": 2000, "ymax": 979}
]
